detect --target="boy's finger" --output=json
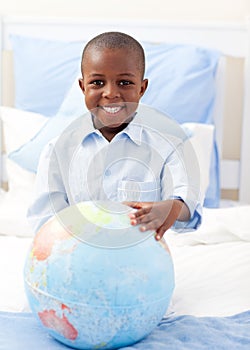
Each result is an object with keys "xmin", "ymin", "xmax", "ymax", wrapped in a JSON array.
[
  {"xmin": 131, "ymin": 206, "xmax": 152, "ymax": 218},
  {"xmin": 123, "ymin": 201, "xmax": 142, "ymax": 209},
  {"xmin": 139, "ymin": 218, "xmax": 159, "ymax": 232},
  {"xmin": 155, "ymin": 226, "xmax": 167, "ymax": 240}
]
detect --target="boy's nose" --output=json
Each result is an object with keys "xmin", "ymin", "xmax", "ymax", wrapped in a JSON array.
[{"xmin": 102, "ymin": 83, "xmax": 120, "ymax": 99}]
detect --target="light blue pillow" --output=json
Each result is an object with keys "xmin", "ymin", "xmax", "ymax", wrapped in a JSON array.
[{"xmin": 10, "ymin": 35, "xmax": 84, "ymax": 116}]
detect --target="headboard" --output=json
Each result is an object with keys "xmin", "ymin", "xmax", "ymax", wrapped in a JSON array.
[{"xmin": 0, "ymin": 16, "xmax": 250, "ymax": 204}]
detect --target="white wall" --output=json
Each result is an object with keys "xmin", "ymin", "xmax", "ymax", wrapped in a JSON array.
[{"xmin": 0, "ymin": 0, "xmax": 249, "ymax": 23}]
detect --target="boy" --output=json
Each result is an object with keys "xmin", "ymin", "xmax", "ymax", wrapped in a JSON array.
[{"xmin": 27, "ymin": 31, "xmax": 202, "ymax": 240}]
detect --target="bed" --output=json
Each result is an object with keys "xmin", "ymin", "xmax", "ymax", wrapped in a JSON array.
[{"xmin": 0, "ymin": 15, "xmax": 250, "ymax": 349}]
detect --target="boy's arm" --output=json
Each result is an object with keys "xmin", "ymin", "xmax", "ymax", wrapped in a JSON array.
[
  {"xmin": 27, "ymin": 140, "xmax": 68, "ymax": 234},
  {"xmin": 125, "ymin": 138, "xmax": 202, "ymax": 239}
]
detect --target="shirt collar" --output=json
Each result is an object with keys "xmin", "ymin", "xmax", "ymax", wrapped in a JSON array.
[
  {"xmin": 76, "ymin": 112, "xmax": 101, "ymax": 142},
  {"xmin": 121, "ymin": 113, "xmax": 143, "ymax": 145},
  {"xmin": 80, "ymin": 112, "xmax": 143, "ymax": 145}
]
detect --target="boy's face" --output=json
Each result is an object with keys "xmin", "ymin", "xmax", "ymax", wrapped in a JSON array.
[{"xmin": 79, "ymin": 47, "xmax": 148, "ymax": 134}]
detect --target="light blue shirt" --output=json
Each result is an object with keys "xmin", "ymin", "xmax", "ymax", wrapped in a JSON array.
[{"xmin": 27, "ymin": 109, "xmax": 202, "ymax": 233}]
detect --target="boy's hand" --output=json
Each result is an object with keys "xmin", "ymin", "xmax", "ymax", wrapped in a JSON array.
[{"xmin": 124, "ymin": 200, "xmax": 189, "ymax": 241}]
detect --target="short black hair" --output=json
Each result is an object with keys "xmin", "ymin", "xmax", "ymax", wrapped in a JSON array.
[{"xmin": 81, "ymin": 31, "xmax": 145, "ymax": 78}]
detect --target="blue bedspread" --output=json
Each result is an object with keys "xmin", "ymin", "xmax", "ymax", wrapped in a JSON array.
[{"xmin": 0, "ymin": 311, "xmax": 249, "ymax": 350}]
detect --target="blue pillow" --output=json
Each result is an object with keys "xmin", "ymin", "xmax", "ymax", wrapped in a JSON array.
[
  {"xmin": 142, "ymin": 43, "xmax": 220, "ymax": 207},
  {"xmin": 9, "ymin": 42, "xmax": 221, "ymax": 207},
  {"xmin": 142, "ymin": 43, "xmax": 220, "ymax": 124},
  {"xmin": 10, "ymin": 35, "xmax": 84, "ymax": 116}
]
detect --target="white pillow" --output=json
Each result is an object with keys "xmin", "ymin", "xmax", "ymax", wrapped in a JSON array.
[
  {"xmin": 0, "ymin": 107, "xmax": 47, "ymax": 236},
  {"xmin": 0, "ymin": 106, "xmax": 47, "ymax": 191},
  {"xmin": 182, "ymin": 122, "xmax": 214, "ymax": 204},
  {"xmin": 0, "ymin": 106, "xmax": 48, "ymax": 154}
]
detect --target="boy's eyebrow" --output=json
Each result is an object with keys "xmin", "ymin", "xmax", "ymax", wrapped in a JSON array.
[
  {"xmin": 88, "ymin": 73, "xmax": 136, "ymax": 77},
  {"xmin": 118, "ymin": 73, "xmax": 136, "ymax": 77}
]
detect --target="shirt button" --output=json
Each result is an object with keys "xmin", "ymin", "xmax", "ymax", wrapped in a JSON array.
[{"xmin": 105, "ymin": 169, "xmax": 111, "ymax": 176}]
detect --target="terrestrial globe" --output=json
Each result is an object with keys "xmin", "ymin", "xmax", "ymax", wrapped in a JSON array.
[{"xmin": 24, "ymin": 201, "xmax": 175, "ymax": 349}]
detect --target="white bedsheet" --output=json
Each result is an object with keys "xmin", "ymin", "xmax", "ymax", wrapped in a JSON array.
[
  {"xmin": 170, "ymin": 241, "xmax": 250, "ymax": 317},
  {"xmin": 0, "ymin": 159, "xmax": 36, "ymax": 237},
  {"xmin": 0, "ymin": 189, "xmax": 33, "ymax": 237},
  {"xmin": 0, "ymin": 206, "xmax": 250, "ymax": 317}
]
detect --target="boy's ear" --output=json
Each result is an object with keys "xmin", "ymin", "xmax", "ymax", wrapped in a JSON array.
[
  {"xmin": 79, "ymin": 78, "xmax": 85, "ymax": 94},
  {"xmin": 140, "ymin": 78, "xmax": 148, "ymax": 97}
]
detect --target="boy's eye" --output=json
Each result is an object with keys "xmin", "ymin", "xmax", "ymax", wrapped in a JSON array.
[
  {"xmin": 119, "ymin": 80, "xmax": 133, "ymax": 86},
  {"xmin": 91, "ymin": 80, "xmax": 104, "ymax": 86}
]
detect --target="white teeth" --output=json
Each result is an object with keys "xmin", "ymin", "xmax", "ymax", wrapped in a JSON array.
[{"xmin": 102, "ymin": 106, "xmax": 122, "ymax": 114}]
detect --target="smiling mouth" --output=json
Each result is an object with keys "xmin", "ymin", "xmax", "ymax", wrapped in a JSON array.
[{"xmin": 101, "ymin": 105, "xmax": 125, "ymax": 114}]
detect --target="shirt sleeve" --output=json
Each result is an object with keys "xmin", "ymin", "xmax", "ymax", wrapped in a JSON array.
[
  {"xmin": 172, "ymin": 201, "xmax": 202, "ymax": 232},
  {"xmin": 27, "ymin": 140, "xmax": 69, "ymax": 234},
  {"xmin": 160, "ymin": 139, "xmax": 202, "ymax": 232}
]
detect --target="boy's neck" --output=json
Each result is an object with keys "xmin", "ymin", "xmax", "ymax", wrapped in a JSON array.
[
  {"xmin": 91, "ymin": 113, "xmax": 136, "ymax": 142},
  {"xmin": 99, "ymin": 123, "xmax": 130, "ymax": 142}
]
